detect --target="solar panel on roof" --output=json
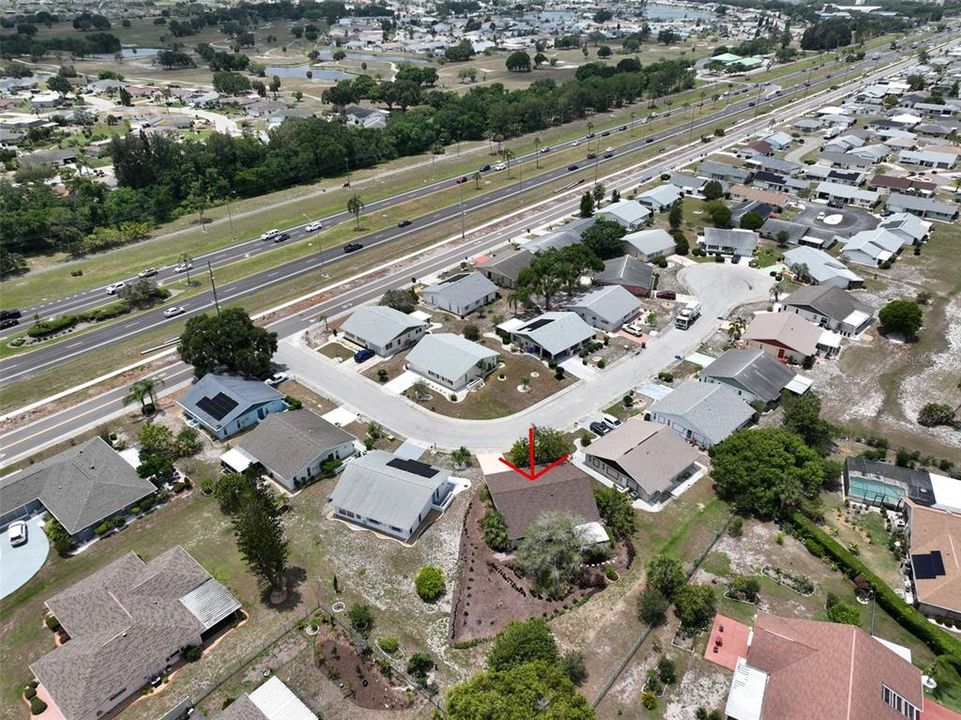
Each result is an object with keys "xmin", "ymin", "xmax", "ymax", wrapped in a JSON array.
[
  {"xmin": 386, "ymin": 457, "xmax": 439, "ymax": 478},
  {"xmin": 196, "ymin": 392, "xmax": 239, "ymax": 421},
  {"xmin": 912, "ymin": 551, "xmax": 946, "ymax": 580},
  {"xmin": 522, "ymin": 318, "xmax": 553, "ymax": 331}
]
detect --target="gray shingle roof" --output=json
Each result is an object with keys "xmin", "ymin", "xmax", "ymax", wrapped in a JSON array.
[
  {"xmin": 782, "ymin": 285, "xmax": 873, "ymax": 325},
  {"xmin": 329, "ymin": 450, "xmax": 450, "ymax": 531},
  {"xmin": 341, "ymin": 306, "xmax": 426, "ymax": 347},
  {"xmin": 476, "ymin": 249, "xmax": 533, "ymax": 282},
  {"xmin": 178, "ymin": 374, "xmax": 284, "ymax": 432},
  {"xmin": 698, "ymin": 160, "xmax": 752, "ymax": 182},
  {"xmin": 512, "ymin": 312, "xmax": 595, "ymax": 356},
  {"xmin": 33, "ymin": 547, "xmax": 239, "ymax": 720},
  {"xmin": 568, "ymin": 285, "xmax": 640, "ymax": 324},
  {"xmin": 594, "ymin": 255, "xmax": 654, "ymax": 291},
  {"xmin": 783, "ymin": 246, "xmax": 863, "ymax": 285},
  {"xmin": 0, "ymin": 437, "xmax": 155, "ymax": 535},
  {"xmin": 421, "ymin": 272, "xmax": 497, "ymax": 309},
  {"xmin": 649, "ymin": 381, "xmax": 754, "ymax": 446},
  {"xmin": 598, "ymin": 199, "xmax": 651, "ymax": 225},
  {"xmin": 760, "ymin": 218, "xmax": 808, "ymax": 244},
  {"xmin": 700, "ymin": 349, "xmax": 795, "ymax": 404},
  {"xmin": 702, "ymin": 228, "xmax": 759, "ymax": 254},
  {"xmin": 238, "ymin": 410, "xmax": 356, "ymax": 481},
  {"xmin": 406, "ymin": 333, "xmax": 498, "ymax": 382},
  {"xmin": 887, "ymin": 193, "xmax": 959, "ymax": 216},
  {"xmin": 623, "ymin": 228, "xmax": 676, "ymax": 257}
]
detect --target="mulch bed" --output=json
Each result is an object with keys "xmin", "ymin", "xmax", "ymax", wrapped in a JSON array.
[
  {"xmin": 313, "ymin": 625, "xmax": 411, "ymax": 710},
  {"xmin": 449, "ymin": 498, "xmax": 609, "ymax": 643}
]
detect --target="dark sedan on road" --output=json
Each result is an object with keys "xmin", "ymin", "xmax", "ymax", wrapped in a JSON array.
[
  {"xmin": 0, "ymin": 309, "xmax": 22, "ymax": 320},
  {"xmin": 0, "ymin": 318, "xmax": 19, "ymax": 329},
  {"xmin": 568, "ymin": 164, "xmax": 579, "ymax": 171},
  {"xmin": 273, "ymin": 232, "xmax": 291, "ymax": 243},
  {"xmin": 344, "ymin": 242, "xmax": 363, "ymax": 253},
  {"xmin": 398, "ymin": 219, "xmax": 412, "ymax": 228},
  {"xmin": 479, "ymin": 164, "xmax": 491, "ymax": 172}
]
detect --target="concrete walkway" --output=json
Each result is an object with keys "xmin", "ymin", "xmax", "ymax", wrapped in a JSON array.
[{"xmin": 277, "ymin": 263, "xmax": 772, "ymax": 452}]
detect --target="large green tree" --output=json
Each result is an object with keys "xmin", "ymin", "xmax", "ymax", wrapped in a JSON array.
[
  {"xmin": 673, "ymin": 584, "xmax": 717, "ymax": 630},
  {"xmin": 506, "ymin": 427, "xmax": 575, "ymax": 466},
  {"xmin": 580, "ymin": 218, "xmax": 627, "ymax": 259},
  {"xmin": 594, "ymin": 486, "xmax": 636, "ymax": 539},
  {"xmin": 878, "ymin": 300, "xmax": 923, "ymax": 339},
  {"xmin": 710, "ymin": 428, "xmax": 827, "ymax": 518},
  {"xmin": 178, "ymin": 307, "xmax": 278, "ymax": 378},
  {"xmin": 487, "ymin": 618, "xmax": 558, "ymax": 671},
  {"xmin": 646, "ymin": 554, "xmax": 685, "ymax": 599},
  {"xmin": 447, "ymin": 661, "xmax": 595, "ymax": 719},
  {"xmin": 516, "ymin": 512, "xmax": 584, "ymax": 599},
  {"xmin": 781, "ymin": 390, "xmax": 833, "ymax": 454},
  {"xmin": 233, "ymin": 482, "xmax": 289, "ymax": 591}
]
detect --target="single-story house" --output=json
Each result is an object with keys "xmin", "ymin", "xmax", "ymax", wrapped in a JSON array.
[
  {"xmin": 879, "ymin": 213, "xmax": 930, "ymax": 245},
  {"xmin": 886, "ymin": 193, "xmax": 959, "ymax": 222},
  {"xmin": 729, "ymin": 184, "xmax": 789, "ymax": 208},
  {"xmin": 698, "ymin": 159, "xmax": 753, "ymax": 184},
  {"xmin": 421, "ymin": 272, "xmax": 497, "ymax": 317},
  {"xmin": 763, "ymin": 131, "xmax": 793, "ymax": 151},
  {"xmin": 596, "ymin": 199, "xmax": 651, "ymax": 231},
  {"xmin": 406, "ymin": 333, "xmax": 499, "ymax": 391},
  {"xmin": 344, "ymin": 104, "xmax": 389, "ymax": 129},
  {"xmin": 793, "ymin": 117, "xmax": 822, "ymax": 133},
  {"xmin": 752, "ymin": 155, "xmax": 801, "ymax": 176},
  {"xmin": 898, "ymin": 148, "xmax": 958, "ymax": 169},
  {"xmin": 815, "ymin": 181, "xmax": 880, "ymax": 208},
  {"xmin": 584, "ymin": 418, "xmax": 700, "ymax": 503},
  {"xmin": 593, "ymin": 255, "xmax": 654, "ymax": 297},
  {"xmin": 698, "ymin": 349, "xmax": 796, "ymax": 406},
  {"xmin": 509, "ymin": 312, "xmax": 595, "ymax": 361},
  {"xmin": 567, "ymin": 285, "xmax": 641, "ymax": 332},
  {"xmin": 17, "ymin": 148, "xmax": 78, "ymax": 169},
  {"xmin": 699, "ymin": 228, "xmax": 759, "ymax": 257},
  {"xmin": 905, "ymin": 500, "xmax": 961, "ymax": 622},
  {"xmin": 781, "ymin": 285, "xmax": 874, "ymax": 337},
  {"xmin": 849, "ymin": 143, "xmax": 890, "ymax": 163},
  {"xmin": 178, "ymin": 374, "xmax": 287, "ymax": 440},
  {"xmin": 341, "ymin": 305, "xmax": 428, "ymax": 357},
  {"xmin": 329, "ymin": 451, "xmax": 453, "ymax": 541},
  {"xmin": 484, "ymin": 463, "xmax": 602, "ymax": 546},
  {"xmin": 232, "ymin": 409, "xmax": 356, "ymax": 491},
  {"xmin": 213, "ymin": 677, "xmax": 317, "ymax": 720},
  {"xmin": 783, "ymin": 246, "xmax": 864, "ymax": 289},
  {"xmin": 730, "ymin": 201, "xmax": 774, "ymax": 226},
  {"xmin": 843, "ymin": 457, "xmax": 961, "ymax": 512},
  {"xmin": 818, "ymin": 151, "xmax": 874, "ymax": 171},
  {"xmin": 623, "ymin": 228, "xmax": 676, "ymax": 261},
  {"xmin": 751, "ymin": 170, "xmax": 791, "ymax": 193},
  {"xmin": 759, "ymin": 218, "xmax": 808, "ymax": 246},
  {"xmin": 648, "ymin": 381, "xmax": 755, "ymax": 448},
  {"xmin": 738, "ymin": 139, "xmax": 773, "ymax": 158},
  {"xmin": 525, "ymin": 220, "xmax": 592, "ymax": 253},
  {"xmin": 635, "ymin": 184, "xmax": 682, "ymax": 212},
  {"xmin": 722, "ymin": 613, "xmax": 923, "ymax": 720},
  {"xmin": 841, "ymin": 228, "xmax": 906, "ymax": 267},
  {"xmin": 32, "ymin": 547, "xmax": 241, "ymax": 720},
  {"xmin": 669, "ymin": 173, "xmax": 706, "ymax": 195},
  {"xmin": 743, "ymin": 312, "xmax": 822, "ymax": 364},
  {"xmin": 476, "ymin": 249, "xmax": 533, "ymax": 288},
  {"xmin": 0, "ymin": 437, "xmax": 155, "ymax": 542},
  {"xmin": 869, "ymin": 175, "xmax": 936, "ymax": 194}
]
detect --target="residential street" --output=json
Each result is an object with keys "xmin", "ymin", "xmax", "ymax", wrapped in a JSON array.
[{"xmin": 276, "ymin": 263, "xmax": 773, "ymax": 452}]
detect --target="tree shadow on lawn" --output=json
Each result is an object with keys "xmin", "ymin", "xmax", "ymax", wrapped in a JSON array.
[{"xmin": 259, "ymin": 566, "xmax": 308, "ymax": 611}]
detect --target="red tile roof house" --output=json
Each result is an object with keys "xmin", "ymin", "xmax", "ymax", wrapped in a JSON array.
[
  {"xmin": 31, "ymin": 546, "xmax": 241, "ymax": 720},
  {"xmin": 723, "ymin": 613, "xmax": 927, "ymax": 720}
]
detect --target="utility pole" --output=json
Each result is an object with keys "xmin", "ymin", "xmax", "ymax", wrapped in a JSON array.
[
  {"xmin": 593, "ymin": 153, "xmax": 599, "ymax": 185},
  {"xmin": 459, "ymin": 182, "xmax": 465, "ymax": 239},
  {"xmin": 207, "ymin": 261, "xmax": 221, "ymax": 316}
]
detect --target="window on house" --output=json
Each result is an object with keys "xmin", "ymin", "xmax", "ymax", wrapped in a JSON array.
[{"xmin": 882, "ymin": 685, "xmax": 919, "ymax": 720}]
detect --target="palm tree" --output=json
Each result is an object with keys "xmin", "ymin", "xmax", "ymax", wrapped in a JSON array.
[
  {"xmin": 727, "ymin": 317, "xmax": 747, "ymax": 343},
  {"xmin": 473, "ymin": 170, "xmax": 482, "ymax": 190},
  {"xmin": 123, "ymin": 377, "xmax": 165, "ymax": 414},
  {"xmin": 179, "ymin": 253, "xmax": 194, "ymax": 287},
  {"xmin": 347, "ymin": 194, "xmax": 365, "ymax": 230},
  {"xmin": 503, "ymin": 149, "xmax": 515, "ymax": 179},
  {"xmin": 770, "ymin": 281, "xmax": 784, "ymax": 303},
  {"xmin": 533, "ymin": 136, "xmax": 541, "ymax": 168},
  {"xmin": 507, "ymin": 287, "xmax": 530, "ymax": 313}
]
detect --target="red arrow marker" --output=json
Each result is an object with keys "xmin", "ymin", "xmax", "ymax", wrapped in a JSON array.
[{"xmin": 498, "ymin": 426, "xmax": 570, "ymax": 481}]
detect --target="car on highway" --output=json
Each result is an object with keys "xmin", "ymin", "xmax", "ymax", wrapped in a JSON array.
[
  {"xmin": 9, "ymin": 520, "xmax": 27, "ymax": 547},
  {"xmin": 589, "ymin": 421, "xmax": 612, "ymax": 436},
  {"xmin": 571, "ymin": 139, "xmax": 581, "ymax": 147},
  {"xmin": 567, "ymin": 164, "xmax": 579, "ymax": 171},
  {"xmin": 493, "ymin": 163, "xmax": 506, "ymax": 171},
  {"xmin": 305, "ymin": 221, "xmax": 323, "ymax": 232},
  {"xmin": 260, "ymin": 229, "xmax": 281, "ymax": 241},
  {"xmin": 265, "ymin": 371, "xmax": 290, "ymax": 386},
  {"xmin": 586, "ymin": 152, "xmax": 597, "ymax": 159},
  {"xmin": 540, "ymin": 146, "xmax": 550, "ymax": 153},
  {"xmin": 106, "ymin": 282, "xmax": 126, "ymax": 295},
  {"xmin": 138, "ymin": 267, "xmax": 158, "ymax": 278},
  {"xmin": 398, "ymin": 219, "xmax": 412, "ymax": 228},
  {"xmin": 479, "ymin": 164, "xmax": 491, "ymax": 172},
  {"xmin": 455, "ymin": 176, "xmax": 469, "ymax": 184},
  {"xmin": 603, "ymin": 152, "xmax": 614, "ymax": 159},
  {"xmin": 0, "ymin": 318, "xmax": 19, "ymax": 329},
  {"xmin": 354, "ymin": 348, "xmax": 375, "ymax": 363},
  {"xmin": 174, "ymin": 261, "xmax": 193, "ymax": 273},
  {"xmin": 273, "ymin": 232, "xmax": 291, "ymax": 243},
  {"xmin": 0, "ymin": 309, "xmax": 21, "ymax": 320},
  {"xmin": 344, "ymin": 242, "xmax": 363, "ymax": 253},
  {"xmin": 601, "ymin": 130, "xmax": 610, "ymax": 136},
  {"xmin": 163, "ymin": 306, "xmax": 186, "ymax": 318},
  {"xmin": 586, "ymin": 132, "xmax": 595, "ymax": 138},
  {"xmin": 619, "ymin": 125, "xmax": 627, "ymax": 131}
]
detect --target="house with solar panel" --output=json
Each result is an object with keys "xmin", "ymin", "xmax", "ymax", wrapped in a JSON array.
[
  {"xmin": 842, "ymin": 458, "xmax": 961, "ymax": 513},
  {"xmin": 178, "ymin": 374, "xmax": 287, "ymax": 440},
  {"xmin": 31, "ymin": 546, "xmax": 241, "ymax": 720},
  {"xmin": 328, "ymin": 450, "xmax": 454, "ymax": 541}
]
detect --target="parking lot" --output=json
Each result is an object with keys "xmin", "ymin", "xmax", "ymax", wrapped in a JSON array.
[{"xmin": 794, "ymin": 204, "xmax": 879, "ymax": 238}]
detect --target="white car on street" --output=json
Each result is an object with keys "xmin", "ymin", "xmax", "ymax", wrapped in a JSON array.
[
  {"xmin": 305, "ymin": 221, "xmax": 323, "ymax": 232},
  {"xmin": 493, "ymin": 163, "xmax": 506, "ymax": 171},
  {"xmin": 138, "ymin": 267, "xmax": 158, "ymax": 278},
  {"xmin": 163, "ymin": 306, "xmax": 186, "ymax": 318},
  {"xmin": 174, "ymin": 261, "xmax": 193, "ymax": 273},
  {"xmin": 106, "ymin": 282, "xmax": 126, "ymax": 295},
  {"xmin": 260, "ymin": 229, "xmax": 281, "ymax": 241}
]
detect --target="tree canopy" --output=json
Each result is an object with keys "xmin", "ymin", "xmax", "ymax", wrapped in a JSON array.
[
  {"xmin": 506, "ymin": 51, "xmax": 532, "ymax": 72},
  {"xmin": 781, "ymin": 391, "xmax": 833, "ymax": 455},
  {"xmin": 878, "ymin": 300, "xmax": 923, "ymax": 339},
  {"xmin": 710, "ymin": 428, "xmax": 827, "ymax": 518},
  {"xmin": 516, "ymin": 512, "xmax": 584, "ymax": 599},
  {"xmin": 594, "ymin": 486, "xmax": 636, "ymax": 539},
  {"xmin": 486, "ymin": 618, "xmax": 558, "ymax": 671},
  {"xmin": 646, "ymin": 554, "xmax": 685, "ymax": 599},
  {"xmin": 580, "ymin": 218, "xmax": 627, "ymax": 259},
  {"xmin": 232, "ymin": 481, "xmax": 289, "ymax": 591},
  {"xmin": 505, "ymin": 427, "xmax": 575, "ymax": 466},
  {"xmin": 673, "ymin": 584, "xmax": 717, "ymax": 630},
  {"xmin": 178, "ymin": 307, "xmax": 277, "ymax": 378}
]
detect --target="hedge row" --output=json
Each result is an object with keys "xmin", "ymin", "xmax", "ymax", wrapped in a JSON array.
[
  {"xmin": 27, "ymin": 301, "xmax": 133, "ymax": 339},
  {"xmin": 790, "ymin": 512, "xmax": 961, "ymax": 669}
]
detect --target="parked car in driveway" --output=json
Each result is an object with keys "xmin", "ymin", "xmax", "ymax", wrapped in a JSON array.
[
  {"xmin": 305, "ymin": 221, "xmax": 323, "ymax": 232},
  {"xmin": 106, "ymin": 282, "xmax": 126, "ymax": 295},
  {"xmin": 163, "ymin": 306, "xmax": 186, "ymax": 318},
  {"xmin": 138, "ymin": 267, "xmax": 157, "ymax": 278},
  {"xmin": 344, "ymin": 242, "xmax": 363, "ymax": 253},
  {"xmin": 354, "ymin": 348, "xmax": 375, "ymax": 363},
  {"xmin": 624, "ymin": 323, "xmax": 645, "ymax": 337},
  {"xmin": 9, "ymin": 520, "xmax": 27, "ymax": 547},
  {"xmin": 265, "ymin": 371, "xmax": 290, "ymax": 386},
  {"xmin": 655, "ymin": 290, "xmax": 676, "ymax": 300},
  {"xmin": 589, "ymin": 421, "xmax": 612, "ymax": 436}
]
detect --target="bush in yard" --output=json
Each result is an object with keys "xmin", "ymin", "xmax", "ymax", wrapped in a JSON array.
[
  {"xmin": 642, "ymin": 691, "xmax": 657, "ymax": 710},
  {"xmin": 172, "ymin": 481, "xmax": 186, "ymax": 493},
  {"xmin": 463, "ymin": 323, "xmax": 480, "ymax": 341},
  {"xmin": 447, "ymin": 661, "xmax": 593, "ymax": 719},
  {"xmin": 30, "ymin": 698, "xmax": 47, "ymax": 715},
  {"xmin": 415, "ymin": 565, "xmax": 445, "ymax": 602},
  {"xmin": 878, "ymin": 299, "xmax": 923, "ymax": 339},
  {"xmin": 487, "ymin": 618, "xmax": 558, "ymax": 672},
  {"xmin": 826, "ymin": 596, "xmax": 861, "ymax": 626},
  {"xmin": 181, "ymin": 644, "xmax": 202, "ymax": 662},
  {"xmin": 918, "ymin": 403, "xmax": 955, "ymax": 428},
  {"xmin": 657, "ymin": 656, "xmax": 677, "ymax": 685},
  {"xmin": 728, "ymin": 516, "xmax": 743, "ymax": 537},
  {"xmin": 94, "ymin": 522, "xmax": 111, "ymax": 536},
  {"xmin": 638, "ymin": 587, "xmax": 670, "ymax": 626},
  {"xmin": 646, "ymin": 554, "xmax": 685, "ymax": 599},
  {"xmin": 673, "ymin": 584, "xmax": 717, "ymax": 630},
  {"xmin": 45, "ymin": 615, "xmax": 61, "ymax": 631},
  {"xmin": 560, "ymin": 650, "xmax": 588, "ymax": 685},
  {"xmin": 406, "ymin": 651, "xmax": 435, "ymax": 682},
  {"xmin": 515, "ymin": 512, "xmax": 584, "ymax": 599},
  {"xmin": 377, "ymin": 636, "xmax": 399, "ymax": 654},
  {"xmin": 594, "ymin": 486, "xmax": 636, "ymax": 539},
  {"xmin": 482, "ymin": 508, "xmax": 510, "ymax": 551},
  {"xmin": 379, "ymin": 289, "xmax": 418, "ymax": 314},
  {"xmin": 729, "ymin": 574, "xmax": 760, "ymax": 602},
  {"xmin": 580, "ymin": 431, "xmax": 593, "ymax": 447},
  {"xmin": 505, "ymin": 426, "xmax": 574, "ymax": 466},
  {"xmin": 24, "ymin": 687, "xmax": 37, "ymax": 700},
  {"xmin": 348, "ymin": 603, "xmax": 374, "ymax": 636}
]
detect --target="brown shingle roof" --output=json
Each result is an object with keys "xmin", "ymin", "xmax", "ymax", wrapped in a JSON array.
[
  {"xmin": 907, "ymin": 500, "xmax": 961, "ymax": 615},
  {"xmin": 746, "ymin": 613, "xmax": 922, "ymax": 720},
  {"xmin": 729, "ymin": 184, "xmax": 789, "ymax": 207},
  {"xmin": 743, "ymin": 312, "xmax": 821, "ymax": 356},
  {"xmin": 485, "ymin": 463, "xmax": 601, "ymax": 541}
]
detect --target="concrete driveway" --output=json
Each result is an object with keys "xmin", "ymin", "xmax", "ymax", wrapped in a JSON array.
[
  {"xmin": 0, "ymin": 516, "xmax": 50, "ymax": 599},
  {"xmin": 276, "ymin": 264, "xmax": 772, "ymax": 452}
]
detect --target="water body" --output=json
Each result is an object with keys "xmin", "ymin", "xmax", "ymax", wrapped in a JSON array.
[
  {"xmin": 310, "ymin": 50, "xmax": 428, "ymax": 65},
  {"xmin": 264, "ymin": 65, "xmax": 351, "ymax": 80},
  {"xmin": 646, "ymin": 4, "xmax": 713, "ymax": 21},
  {"xmin": 91, "ymin": 47, "xmax": 160, "ymax": 60}
]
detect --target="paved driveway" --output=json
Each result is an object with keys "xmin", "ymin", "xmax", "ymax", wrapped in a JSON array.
[
  {"xmin": 794, "ymin": 205, "xmax": 879, "ymax": 238},
  {"xmin": 0, "ymin": 516, "xmax": 50, "ymax": 599},
  {"xmin": 277, "ymin": 264, "xmax": 772, "ymax": 452}
]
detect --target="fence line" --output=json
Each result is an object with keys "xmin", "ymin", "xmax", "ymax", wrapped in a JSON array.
[{"xmin": 590, "ymin": 514, "xmax": 732, "ymax": 709}]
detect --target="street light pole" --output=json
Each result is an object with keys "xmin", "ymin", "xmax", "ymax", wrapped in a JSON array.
[{"xmin": 459, "ymin": 182, "xmax": 465, "ymax": 239}]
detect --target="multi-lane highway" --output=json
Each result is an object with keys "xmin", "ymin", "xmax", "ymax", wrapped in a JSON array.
[
  {"xmin": 1, "ymin": 32, "xmax": 952, "ymax": 466},
  {"xmin": 0, "ymin": 38, "xmax": 929, "ymax": 390},
  {"xmin": 1, "ymin": 40, "xmax": 911, "ymax": 332}
]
